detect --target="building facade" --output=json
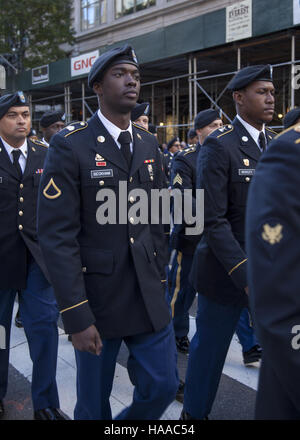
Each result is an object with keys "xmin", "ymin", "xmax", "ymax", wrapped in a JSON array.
[{"xmin": 6, "ymin": 0, "xmax": 300, "ymax": 142}]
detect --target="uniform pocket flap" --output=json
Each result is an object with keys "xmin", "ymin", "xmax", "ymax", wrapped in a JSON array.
[{"xmin": 80, "ymin": 247, "xmax": 114, "ymax": 274}]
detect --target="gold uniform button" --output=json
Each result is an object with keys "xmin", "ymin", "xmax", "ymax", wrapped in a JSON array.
[
  {"xmin": 153, "ymin": 251, "xmax": 157, "ymax": 257},
  {"xmin": 20, "ymin": 184, "xmax": 24, "ymax": 189},
  {"xmin": 130, "ymin": 237, "xmax": 135, "ymax": 244},
  {"xmin": 150, "ymin": 176, "xmax": 154, "ymax": 181},
  {"xmin": 82, "ymin": 267, "xmax": 87, "ymax": 273},
  {"xmin": 19, "ymin": 197, "xmax": 24, "ymax": 202},
  {"xmin": 18, "ymin": 225, "xmax": 23, "ymax": 231},
  {"xmin": 99, "ymin": 180, "xmax": 105, "ymax": 186},
  {"xmin": 19, "ymin": 211, "xmax": 23, "ymax": 216},
  {"xmin": 129, "ymin": 177, "xmax": 133, "ymax": 183},
  {"xmin": 245, "ymin": 177, "xmax": 250, "ymax": 182},
  {"xmin": 129, "ymin": 217, "xmax": 135, "ymax": 224},
  {"xmin": 129, "ymin": 196, "xmax": 135, "ymax": 204}
]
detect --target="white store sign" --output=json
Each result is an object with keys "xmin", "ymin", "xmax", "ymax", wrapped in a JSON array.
[
  {"xmin": 226, "ymin": 0, "xmax": 252, "ymax": 43},
  {"xmin": 71, "ymin": 50, "xmax": 99, "ymax": 77},
  {"xmin": 294, "ymin": 0, "xmax": 300, "ymax": 24}
]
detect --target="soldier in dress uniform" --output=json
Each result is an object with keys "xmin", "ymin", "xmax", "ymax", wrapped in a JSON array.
[
  {"xmin": 0, "ymin": 92, "xmax": 65, "ymax": 420},
  {"xmin": 186, "ymin": 128, "xmax": 198, "ymax": 146},
  {"xmin": 246, "ymin": 123, "xmax": 300, "ymax": 419},
  {"xmin": 181, "ymin": 65, "xmax": 277, "ymax": 420},
  {"xmin": 163, "ymin": 137, "xmax": 181, "ymax": 186},
  {"xmin": 37, "ymin": 44, "xmax": 178, "ymax": 420},
  {"xmin": 39, "ymin": 111, "xmax": 66, "ymax": 146},
  {"xmin": 169, "ymin": 109, "xmax": 223, "ymax": 355},
  {"xmin": 131, "ymin": 102, "xmax": 150, "ymax": 131}
]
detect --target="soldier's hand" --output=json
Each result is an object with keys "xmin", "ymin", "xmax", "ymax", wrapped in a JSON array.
[{"xmin": 71, "ymin": 325, "xmax": 102, "ymax": 356}]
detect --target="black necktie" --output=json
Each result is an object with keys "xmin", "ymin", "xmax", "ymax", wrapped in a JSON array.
[
  {"xmin": 259, "ymin": 132, "xmax": 266, "ymax": 152},
  {"xmin": 118, "ymin": 131, "xmax": 132, "ymax": 168},
  {"xmin": 12, "ymin": 149, "xmax": 22, "ymax": 179}
]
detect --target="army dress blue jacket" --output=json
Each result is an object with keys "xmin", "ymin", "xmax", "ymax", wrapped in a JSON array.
[
  {"xmin": 0, "ymin": 138, "xmax": 49, "ymax": 289},
  {"xmin": 37, "ymin": 113, "xmax": 170, "ymax": 338},
  {"xmin": 170, "ymin": 143, "xmax": 202, "ymax": 255},
  {"xmin": 189, "ymin": 117, "xmax": 276, "ymax": 305}
]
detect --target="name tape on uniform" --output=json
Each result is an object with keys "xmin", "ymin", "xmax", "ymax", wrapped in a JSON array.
[
  {"xmin": 91, "ymin": 169, "xmax": 113, "ymax": 179},
  {"xmin": 238, "ymin": 169, "xmax": 255, "ymax": 176}
]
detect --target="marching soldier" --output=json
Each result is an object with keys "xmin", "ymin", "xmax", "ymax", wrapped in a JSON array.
[
  {"xmin": 37, "ymin": 45, "xmax": 178, "ymax": 420},
  {"xmin": 0, "ymin": 92, "xmax": 64, "ymax": 420},
  {"xmin": 40, "ymin": 111, "xmax": 65, "ymax": 146},
  {"xmin": 169, "ymin": 109, "xmax": 223, "ymax": 355},
  {"xmin": 131, "ymin": 102, "xmax": 150, "ymax": 131},
  {"xmin": 246, "ymin": 124, "xmax": 300, "ymax": 419},
  {"xmin": 181, "ymin": 65, "xmax": 277, "ymax": 420},
  {"xmin": 163, "ymin": 137, "xmax": 181, "ymax": 186}
]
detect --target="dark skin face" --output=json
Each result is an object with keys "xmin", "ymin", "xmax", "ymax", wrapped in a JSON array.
[
  {"xmin": 42, "ymin": 121, "xmax": 65, "ymax": 143},
  {"xmin": 93, "ymin": 63, "xmax": 141, "ymax": 130},
  {"xmin": 233, "ymin": 80, "xmax": 275, "ymax": 130}
]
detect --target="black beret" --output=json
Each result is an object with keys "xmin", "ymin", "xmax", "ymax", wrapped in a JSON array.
[
  {"xmin": 228, "ymin": 64, "xmax": 273, "ymax": 91},
  {"xmin": 40, "ymin": 111, "xmax": 66, "ymax": 128},
  {"xmin": 148, "ymin": 123, "xmax": 157, "ymax": 134},
  {"xmin": 283, "ymin": 108, "xmax": 300, "ymax": 129},
  {"xmin": 0, "ymin": 91, "xmax": 29, "ymax": 120},
  {"xmin": 88, "ymin": 44, "xmax": 139, "ymax": 88},
  {"xmin": 131, "ymin": 102, "xmax": 150, "ymax": 122},
  {"xmin": 194, "ymin": 109, "xmax": 221, "ymax": 130},
  {"xmin": 167, "ymin": 136, "xmax": 180, "ymax": 150},
  {"xmin": 187, "ymin": 128, "xmax": 197, "ymax": 139}
]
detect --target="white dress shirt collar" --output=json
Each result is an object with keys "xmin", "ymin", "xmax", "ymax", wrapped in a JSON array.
[
  {"xmin": 97, "ymin": 108, "xmax": 133, "ymax": 150},
  {"xmin": 236, "ymin": 114, "xmax": 265, "ymax": 148},
  {"xmin": 1, "ymin": 137, "xmax": 28, "ymax": 158}
]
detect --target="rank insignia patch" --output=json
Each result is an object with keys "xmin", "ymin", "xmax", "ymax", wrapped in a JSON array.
[
  {"xmin": 262, "ymin": 223, "xmax": 283, "ymax": 245},
  {"xmin": 173, "ymin": 173, "xmax": 183, "ymax": 186},
  {"xmin": 43, "ymin": 178, "xmax": 62, "ymax": 200}
]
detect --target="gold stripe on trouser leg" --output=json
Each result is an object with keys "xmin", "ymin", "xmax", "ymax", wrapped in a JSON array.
[{"xmin": 170, "ymin": 251, "xmax": 183, "ymax": 318}]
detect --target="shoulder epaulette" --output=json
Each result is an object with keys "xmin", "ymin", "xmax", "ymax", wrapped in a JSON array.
[
  {"xmin": 132, "ymin": 122, "xmax": 151, "ymax": 134},
  {"xmin": 265, "ymin": 126, "xmax": 277, "ymax": 135},
  {"xmin": 216, "ymin": 124, "xmax": 234, "ymax": 138},
  {"xmin": 183, "ymin": 145, "xmax": 196, "ymax": 155},
  {"xmin": 275, "ymin": 123, "xmax": 300, "ymax": 140},
  {"xmin": 31, "ymin": 138, "xmax": 48, "ymax": 148},
  {"xmin": 63, "ymin": 121, "xmax": 88, "ymax": 138}
]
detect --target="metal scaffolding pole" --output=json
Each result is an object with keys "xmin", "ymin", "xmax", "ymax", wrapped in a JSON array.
[
  {"xmin": 64, "ymin": 85, "xmax": 72, "ymax": 123},
  {"xmin": 193, "ymin": 56, "xmax": 197, "ymax": 119},
  {"xmin": 291, "ymin": 34, "xmax": 296, "ymax": 110},
  {"xmin": 188, "ymin": 55, "xmax": 193, "ymax": 125},
  {"xmin": 82, "ymin": 81, "xmax": 86, "ymax": 121}
]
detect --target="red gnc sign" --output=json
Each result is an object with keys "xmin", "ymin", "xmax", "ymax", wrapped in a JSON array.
[{"xmin": 71, "ymin": 50, "xmax": 99, "ymax": 77}]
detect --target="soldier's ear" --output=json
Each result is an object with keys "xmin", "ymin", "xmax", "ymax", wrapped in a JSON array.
[
  {"xmin": 93, "ymin": 82, "xmax": 103, "ymax": 97},
  {"xmin": 233, "ymin": 90, "xmax": 245, "ymax": 107}
]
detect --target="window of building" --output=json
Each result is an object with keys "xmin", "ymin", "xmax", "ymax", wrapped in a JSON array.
[
  {"xmin": 81, "ymin": 0, "xmax": 107, "ymax": 31},
  {"xmin": 115, "ymin": 0, "xmax": 156, "ymax": 19}
]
